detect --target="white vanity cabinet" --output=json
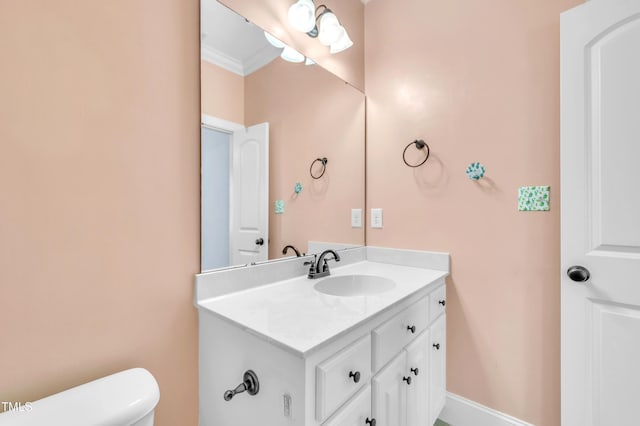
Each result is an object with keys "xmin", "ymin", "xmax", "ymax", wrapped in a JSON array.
[
  {"xmin": 197, "ymin": 255, "xmax": 449, "ymax": 426},
  {"xmin": 199, "ymin": 280, "xmax": 446, "ymax": 426}
]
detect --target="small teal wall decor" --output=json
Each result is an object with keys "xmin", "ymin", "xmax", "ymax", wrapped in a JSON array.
[
  {"xmin": 274, "ymin": 200, "xmax": 285, "ymax": 214},
  {"xmin": 518, "ymin": 186, "xmax": 550, "ymax": 211},
  {"xmin": 294, "ymin": 182, "xmax": 303, "ymax": 194},
  {"xmin": 466, "ymin": 162, "xmax": 486, "ymax": 180}
]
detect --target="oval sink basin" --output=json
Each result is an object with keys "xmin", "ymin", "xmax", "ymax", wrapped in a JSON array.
[{"xmin": 314, "ymin": 275, "xmax": 396, "ymax": 297}]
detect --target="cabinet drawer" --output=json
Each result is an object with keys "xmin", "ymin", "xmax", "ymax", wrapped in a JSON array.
[
  {"xmin": 316, "ymin": 334, "xmax": 371, "ymax": 422},
  {"xmin": 322, "ymin": 385, "xmax": 372, "ymax": 426},
  {"xmin": 372, "ymin": 296, "xmax": 429, "ymax": 371},
  {"xmin": 429, "ymin": 284, "xmax": 446, "ymax": 324}
]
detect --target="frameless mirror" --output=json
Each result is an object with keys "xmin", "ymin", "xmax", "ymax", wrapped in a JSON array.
[{"xmin": 200, "ymin": 0, "xmax": 365, "ymax": 272}]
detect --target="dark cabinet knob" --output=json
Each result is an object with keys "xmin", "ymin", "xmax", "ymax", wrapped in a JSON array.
[
  {"xmin": 365, "ymin": 418, "xmax": 376, "ymax": 426},
  {"xmin": 349, "ymin": 370, "xmax": 361, "ymax": 383},
  {"xmin": 255, "ymin": 238, "xmax": 264, "ymax": 246},
  {"xmin": 439, "ymin": 300, "xmax": 446, "ymax": 306},
  {"xmin": 433, "ymin": 343, "xmax": 440, "ymax": 350},
  {"xmin": 403, "ymin": 376, "xmax": 412, "ymax": 385},
  {"xmin": 407, "ymin": 325, "xmax": 416, "ymax": 334},
  {"xmin": 567, "ymin": 265, "xmax": 590, "ymax": 282},
  {"xmin": 410, "ymin": 367, "xmax": 419, "ymax": 376}
]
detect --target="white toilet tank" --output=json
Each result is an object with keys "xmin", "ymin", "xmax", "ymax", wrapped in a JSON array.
[{"xmin": 0, "ymin": 368, "xmax": 160, "ymax": 426}]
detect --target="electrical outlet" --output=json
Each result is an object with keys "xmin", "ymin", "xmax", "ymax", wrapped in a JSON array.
[
  {"xmin": 371, "ymin": 208, "xmax": 383, "ymax": 228},
  {"xmin": 351, "ymin": 209, "xmax": 362, "ymax": 228}
]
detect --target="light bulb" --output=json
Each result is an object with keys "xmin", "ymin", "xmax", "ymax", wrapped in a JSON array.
[
  {"xmin": 330, "ymin": 30, "xmax": 353, "ymax": 54},
  {"xmin": 318, "ymin": 12, "xmax": 344, "ymax": 46},
  {"xmin": 281, "ymin": 46, "xmax": 305, "ymax": 63},
  {"xmin": 288, "ymin": 0, "xmax": 316, "ymax": 33}
]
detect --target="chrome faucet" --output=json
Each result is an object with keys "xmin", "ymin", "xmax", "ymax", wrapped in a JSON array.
[{"xmin": 306, "ymin": 249, "xmax": 341, "ymax": 279}]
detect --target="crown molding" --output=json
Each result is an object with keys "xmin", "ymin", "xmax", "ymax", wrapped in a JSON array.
[
  {"xmin": 201, "ymin": 44, "xmax": 279, "ymax": 77},
  {"xmin": 243, "ymin": 46, "xmax": 280, "ymax": 76},
  {"xmin": 201, "ymin": 45, "xmax": 244, "ymax": 76}
]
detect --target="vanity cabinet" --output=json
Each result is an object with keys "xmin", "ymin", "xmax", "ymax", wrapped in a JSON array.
[
  {"xmin": 372, "ymin": 322, "xmax": 445, "ymax": 426},
  {"xmin": 198, "ymin": 279, "xmax": 446, "ymax": 426}
]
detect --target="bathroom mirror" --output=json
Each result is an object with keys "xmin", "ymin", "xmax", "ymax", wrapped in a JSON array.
[{"xmin": 200, "ymin": 0, "xmax": 365, "ymax": 271}]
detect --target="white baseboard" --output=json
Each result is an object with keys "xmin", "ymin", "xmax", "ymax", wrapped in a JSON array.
[{"xmin": 439, "ymin": 392, "xmax": 534, "ymax": 426}]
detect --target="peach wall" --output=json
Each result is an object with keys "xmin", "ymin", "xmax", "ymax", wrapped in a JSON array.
[
  {"xmin": 365, "ymin": 0, "xmax": 581, "ymax": 424},
  {"xmin": 201, "ymin": 60, "xmax": 245, "ymax": 124},
  {"xmin": 0, "ymin": 1, "xmax": 200, "ymax": 425},
  {"xmin": 221, "ymin": 0, "xmax": 365, "ymax": 91},
  {"xmin": 245, "ymin": 59, "xmax": 365, "ymax": 259}
]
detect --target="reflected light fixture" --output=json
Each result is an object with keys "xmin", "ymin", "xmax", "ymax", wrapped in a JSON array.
[
  {"xmin": 264, "ymin": 31, "xmax": 313, "ymax": 65},
  {"xmin": 280, "ymin": 46, "xmax": 306, "ymax": 63},
  {"xmin": 287, "ymin": 1, "xmax": 353, "ymax": 54},
  {"xmin": 264, "ymin": 32, "xmax": 286, "ymax": 49}
]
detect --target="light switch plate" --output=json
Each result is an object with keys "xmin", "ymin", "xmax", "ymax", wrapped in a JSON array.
[
  {"xmin": 371, "ymin": 208, "xmax": 383, "ymax": 228},
  {"xmin": 351, "ymin": 209, "xmax": 362, "ymax": 228},
  {"xmin": 518, "ymin": 186, "xmax": 550, "ymax": 211}
]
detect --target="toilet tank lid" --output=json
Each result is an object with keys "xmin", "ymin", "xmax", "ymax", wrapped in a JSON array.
[{"xmin": 0, "ymin": 368, "xmax": 160, "ymax": 426}]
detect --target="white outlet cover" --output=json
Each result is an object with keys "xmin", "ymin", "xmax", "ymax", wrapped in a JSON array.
[
  {"xmin": 351, "ymin": 209, "xmax": 362, "ymax": 228},
  {"xmin": 371, "ymin": 208, "xmax": 383, "ymax": 228}
]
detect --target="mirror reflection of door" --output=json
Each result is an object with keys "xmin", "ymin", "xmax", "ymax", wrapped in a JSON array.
[{"xmin": 201, "ymin": 121, "xmax": 269, "ymax": 271}]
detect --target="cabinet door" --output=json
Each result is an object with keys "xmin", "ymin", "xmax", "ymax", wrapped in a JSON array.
[
  {"xmin": 405, "ymin": 330, "xmax": 430, "ymax": 426},
  {"xmin": 323, "ymin": 385, "xmax": 373, "ymax": 426},
  {"xmin": 429, "ymin": 314, "xmax": 446, "ymax": 424},
  {"xmin": 372, "ymin": 351, "xmax": 408, "ymax": 426}
]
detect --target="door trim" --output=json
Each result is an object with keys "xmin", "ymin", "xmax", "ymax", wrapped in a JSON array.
[{"xmin": 201, "ymin": 113, "xmax": 243, "ymax": 133}]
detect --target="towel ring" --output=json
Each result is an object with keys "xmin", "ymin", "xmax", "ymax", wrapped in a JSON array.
[
  {"xmin": 403, "ymin": 140, "xmax": 430, "ymax": 168},
  {"xmin": 310, "ymin": 157, "xmax": 328, "ymax": 179}
]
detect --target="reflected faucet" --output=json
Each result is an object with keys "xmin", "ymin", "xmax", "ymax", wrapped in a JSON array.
[
  {"xmin": 307, "ymin": 249, "xmax": 341, "ymax": 279},
  {"xmin": 282, "ymin": 245, "xmax": 302, "ymax": 257}
]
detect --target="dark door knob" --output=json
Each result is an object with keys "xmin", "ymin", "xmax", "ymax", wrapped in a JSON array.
[
  {"xmin": 365, "ymin": 418, "xmax": 376, "ymax": 426},
  {"xmin": 567, "ymin": 265, "xmax": 590, "ymax": 282},
  {"xmin": 433, "ymin": 343, "xmax": 440, "ymax": 350},
  {"xmin": 407, "ymin": 325, "xmax": 416, "ymax": 334},
  {"xmin": 439, "ymin": 300, "xmax": 446, "ymax": 306},
  {"xmin": 255, "ymin": 238, "xmax": 264, "ymax": 246},
  {"xmin": 403, "ymin": 376, "xmax": 412, "ymax": 385},
  {"xmin": 410, "ymin": 367, "xmax": 419, "ymax": 376},
  {"xmin": 348, "ymin": 371, "xmax": 361, "ymax": 383}
]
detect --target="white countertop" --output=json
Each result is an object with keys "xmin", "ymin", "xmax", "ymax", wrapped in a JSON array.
[{"xmin": 197, "ymin": 260, "xmax": 448, "ymax": 357}]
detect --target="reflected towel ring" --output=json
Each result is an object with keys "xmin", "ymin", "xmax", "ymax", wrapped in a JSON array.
[
  {"xmin": 310, "ymin": 157, "xmax": 328, "ymax": 179},
  {"xmin": 403, "ymin": 140, "xmax": 430, "ymax": 168}
]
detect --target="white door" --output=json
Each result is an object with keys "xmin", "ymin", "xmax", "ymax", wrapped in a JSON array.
[
  {"xmin": 561, "ymin": 1, "xmax": 640, "ymax": 425},
  {"xmin": 405, "ymin": 330, "xmax": 430, "ymax": 426},
  {"xmin": 373, "ymin": 351, "xmax": 408, "ymax": 426},
  {"xmin": 229, "ymin": 123, "xmax": 269, "ymax": 266}
]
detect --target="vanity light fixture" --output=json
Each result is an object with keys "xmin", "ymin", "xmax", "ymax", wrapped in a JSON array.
[{"xmin": 287, "ymin": 1, "xmax": 353, "ymax": 54}]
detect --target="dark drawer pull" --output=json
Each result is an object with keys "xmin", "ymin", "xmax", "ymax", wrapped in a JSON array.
[
  {"xmin": 348, "ymin": 370, "xmax": 361, "ymax": 383},
  {"xmin": 407, "ymin": 325, "xmax": 416, "ymax": 334},
  {"xmin": 439, "ymin": 300, "xmax": 446, "ymax": 306},
  {"xmin": 366, "ymin": 418, "xmax": 376, "ymax": 426},
  {"xmin": 433, "ymin": 343, "xmax": 440, "ymax": 350},
  {"xmin": 403, "ymin": 376, "xmax": 412, "ymax": 385},
  {"xmin": 410, "ymin": 367, "xmax": 419, "ymax": 376}
]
